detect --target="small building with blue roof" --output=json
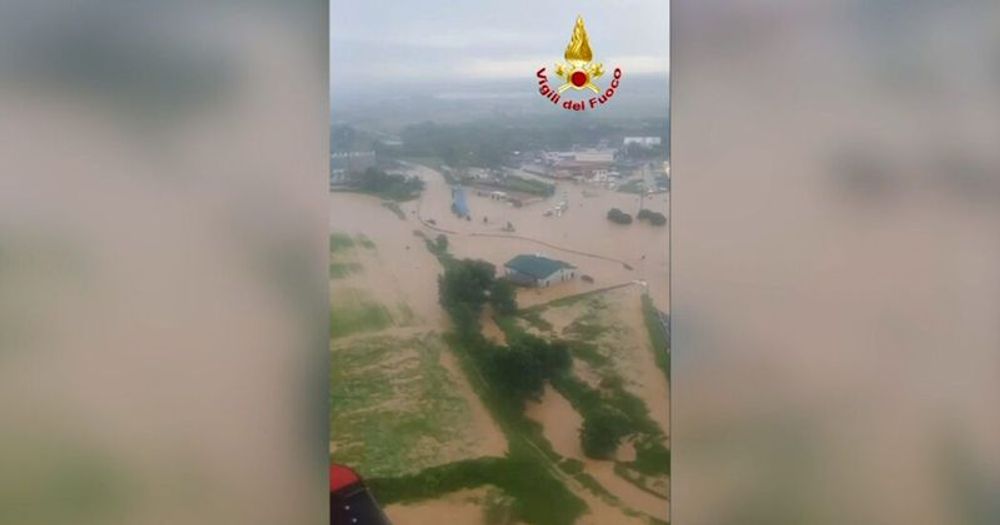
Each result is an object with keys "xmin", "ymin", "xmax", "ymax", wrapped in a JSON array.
[{"xmin": 504, "ymin": 254, "xmax": 576, "ymax": 287}]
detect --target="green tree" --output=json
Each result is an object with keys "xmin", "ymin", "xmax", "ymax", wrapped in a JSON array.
[
  {"xmin": 439, "ymin": 259, "xmax": 496, "ymax": 313},
  {"xmin": 435, "ymin": 234, "xmax": 449, "ymax": 252},
  {"xmin": 510, "ymin": 334, "xmax": 571, "ymax": 377},
  {"xmin": 486, "ymin": 345, "xmax": 546, "ymax": 403},
  {"xmin": 489, "ymin": 278, "xmax": 518, "ymax": 315},
  {"xmin": 637, "ymin": 209, "xmax": 667, "ymax": 226},
  {"xmin": 539, "ymin": 340, "xmax": 572, "ymax": 376},
  {"xmin": 581, "ymin": 409, "xmax": 631, "ymax": 459},
  {"xmin": 607, "ymin": 208, "xmax": 633, "ymax": 225}
]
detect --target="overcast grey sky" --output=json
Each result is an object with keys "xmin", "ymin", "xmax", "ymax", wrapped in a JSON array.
[{"xmin": 330, "ymin": 0, "xmax": 669, "ymax": 89}]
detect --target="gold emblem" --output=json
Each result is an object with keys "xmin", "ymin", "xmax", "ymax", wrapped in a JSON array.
[{"xmin": 555, "ymin": 16, "xmax": 604, "ymax": 94}]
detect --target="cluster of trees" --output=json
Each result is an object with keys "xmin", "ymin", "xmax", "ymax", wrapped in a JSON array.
[
  {"xmin": 438, "ymin": 257, "xmax": 517, "ymax": 337},
  {"xmin": 607, "ymin": 208, "xmax": 667, "ymax": 227},
  {"xmin": 637, "ymin": 209, "xmax": 667, "ymax": 226},
  {"xmin": 606, "ymin": 208, "xmax": 633, "ymax": 225},
  {"xmin": 437, "ymin": 259, "xmax": 569, "ymax": 408},
  {"xmin": 348, "ymin": 167, "xmax": 424, "ymax": 201},
  {"xmin": 478, "ymin": 334, "xmax": 571, "ymax": 407},
  {"xmin": 437, "ymin": 256, "xmax": 669, "ymax": 468},
  {"xmin": 580, "ymin": 408, "xmax": 632, "ymax": 459}
]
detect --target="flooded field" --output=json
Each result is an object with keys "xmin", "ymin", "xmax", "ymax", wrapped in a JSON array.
[
  {"xmin": 330, "ymin": 161, "xmax": 669, "ymax": 524},
  {"xmin": 329, "ymin": 196, "xmax": 507, "ymax": 475},
  {"xmin": 404, "ymin": 163, "xmax": 669, "ymax": 311},
  {"xmin": 384, "ymin": 488, "xmax": 509, "ymax": 525},
  {"xmin": 523, "ymin": 285, "xmax": 670, "ymax": 520}
]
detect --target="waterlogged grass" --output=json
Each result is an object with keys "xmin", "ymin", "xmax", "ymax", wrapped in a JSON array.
[
  {"xmin": 330, "ymin": 232, "xmax": 376, "ymax": 253},
  {"xmin": 329, "ymin": 261, "xmax": 362, "ymax": 279},
  {"xmin": 329, "ymin": 232, "xmax": 355, "ymax": 253},
  {"xmin": 328, "ymin": 232, "xmax": 376, "ymax": 280},
  {"xmin": 330, "ymin": 334, "xmax": 478, "ymax": 477},
  {"xmin": 546, "ymin": 296, "xmax": 616, "ymax": 342},
  {"xmin": 329, "ymin": 288, "xmax": 393, "ymax": 339},
  {"xmin": 523, "ymin": 283, "xmax": 632, "ymax": 312},
  {"xmin": 566, "ymin": 340, "xmax": 611, "ymax": 368},
  {"xmin": 520, "ymin": 310, "xmax": 553, "ymax": 332},
  {"xmin": 356, "ymin": 234, "xmax": 376, "ymax": 250},
  {"xmin": 641, "ymin": 293, "xmax": 670, "ymax": 382},
  {"xmin": 369, "ymin": 456, "xmax": 583, "ymax": 525},
  {"xmin": 563, "ymin": 318, "xmax": 610, "ymax": 340}
]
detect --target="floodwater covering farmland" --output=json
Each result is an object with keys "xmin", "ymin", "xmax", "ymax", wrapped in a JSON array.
[{"xmin": 330, "ymin": 145, "xmax": 670, "ymax": 523}]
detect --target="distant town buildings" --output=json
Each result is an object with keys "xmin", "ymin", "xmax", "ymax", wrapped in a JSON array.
[
  {"xmin": 504, "ymin": 254, "xmax": 576, "ymax": 287},
  {"xmin": 330, "ymin": 150, "xmax": 376, "ymax": 186},
  {"xmin": 541, "ymin": 149, "xmax": 617, "ymax": 180},
  {"xmin": 542, "ymin": 149, "xmax": 616, "ymax": 165},
  {"xmin": 623, "ymin": 136, "xmax": 662, "ymax": 146}
]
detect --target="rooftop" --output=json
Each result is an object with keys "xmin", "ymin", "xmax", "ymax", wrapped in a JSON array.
[{"xmin": 504, "ymin": 254, "xmax": 574, "ymax": 279}]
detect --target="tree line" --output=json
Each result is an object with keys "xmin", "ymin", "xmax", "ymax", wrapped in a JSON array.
[{"xmin": 436, "ymin": 253, "xmax": 652, "ymax": 461}]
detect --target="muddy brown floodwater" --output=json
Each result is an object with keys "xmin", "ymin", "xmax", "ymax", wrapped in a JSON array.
[
  {"xmin": 403, "ymin": 163, "xmax": 669, "ymax": 312},
  {"xmin": 331, "ymin": 161, "xmax": 670, "ymax": 523},
  {"xmin": 329, "ymin": 189, "xmax": 508, "ymax": 461},
  {"xmin": 383, "ymin": 488, "xmax": 494, "ymax": 525}
]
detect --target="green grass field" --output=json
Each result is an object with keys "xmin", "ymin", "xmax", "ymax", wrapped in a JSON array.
[
  {"xmin": 330, "ymin": 333, "xmax": 481, "ymax": 477},
  {"xmin": 329, "ymin": 288, "xmax": 393, "ymax": 338}
]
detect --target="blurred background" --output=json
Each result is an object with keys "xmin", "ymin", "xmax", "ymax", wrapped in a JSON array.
[
  {"xmin": 673, "ymin": 1, "xmax": 1000, "ymax": 524},
  {"xmin": 0, "ymin": 2, "xmax": 329, "ymax": 524}
]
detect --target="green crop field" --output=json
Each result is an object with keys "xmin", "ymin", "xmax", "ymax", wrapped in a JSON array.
[{"xmin": 330, "ymin": 333, "xmax": 482, "ymax": 477}]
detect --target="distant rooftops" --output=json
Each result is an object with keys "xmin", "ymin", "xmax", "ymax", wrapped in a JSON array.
[
  {"xmin": 623, "ymin": 136, "xmax": 662, "ymax": 146},
  {"xmin": 504, "ymin": 254, "xmax": 574, "ymax": 280},
  {"xmin": 542, "ymin": 149, "xmax": 616, "ymax": 165}
]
